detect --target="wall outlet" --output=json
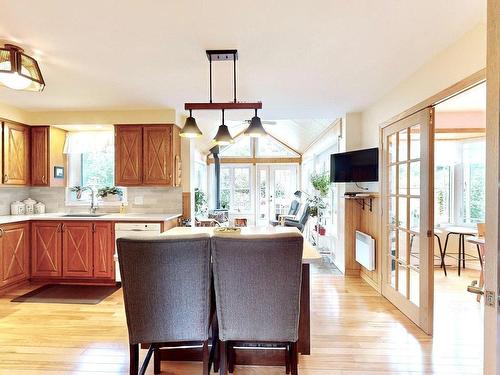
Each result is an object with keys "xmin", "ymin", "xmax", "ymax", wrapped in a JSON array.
[{"xmin": 134, "ymin": 196, "xmax": 144, "ymax": 205}]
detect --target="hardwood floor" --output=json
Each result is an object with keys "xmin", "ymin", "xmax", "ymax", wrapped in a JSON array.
[{"xmin": 0, "ymin": 264, "xmax": 483, "ymax": 374}]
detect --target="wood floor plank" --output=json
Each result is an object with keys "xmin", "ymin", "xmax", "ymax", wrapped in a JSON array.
[{"xmin": 0, "ymin": 266, "xmax": 483, "ymax": 374}]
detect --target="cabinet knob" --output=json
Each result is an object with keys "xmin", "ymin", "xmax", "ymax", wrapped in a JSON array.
[
  {"xmin": 0, "ymin": 228, "xmax": 4, "ymax": 237},
  {"xmin": 3, "ymin": 174, "xmax": 8, "ymax": 183},
  {"xmin": 42, "ymin": 175, "xmax": 46, "ymax": 184}
]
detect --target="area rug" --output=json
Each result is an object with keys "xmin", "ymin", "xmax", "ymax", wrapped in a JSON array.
[{"xmin": 11, "ymin": 284, "xmax": 120, "ymax": 305}]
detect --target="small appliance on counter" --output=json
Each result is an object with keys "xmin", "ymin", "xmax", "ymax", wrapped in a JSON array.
[
  {"xmin": 10, "ymin": 201, "xmax": 26, "ymax": 215},
  {"xmin": 23, "ymin": 198, "xmax": 37, "ymax": 214}
]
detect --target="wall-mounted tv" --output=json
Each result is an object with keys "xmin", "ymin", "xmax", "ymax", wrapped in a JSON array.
[{"xmin": 330, "ymin": 148, "xmax": 379, "ymax": 183}]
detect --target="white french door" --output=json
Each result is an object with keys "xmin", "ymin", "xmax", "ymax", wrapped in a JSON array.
[
  {"xmin": 381, "ymin": 108, "xmax": 435, "ymax": 334},
  {"xmin": 256, "ymin": 165, "xmax": 298, "ymax": 226}
]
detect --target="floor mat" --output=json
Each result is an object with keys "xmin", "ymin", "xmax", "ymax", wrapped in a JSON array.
[{"xmin": 11, "ymin": 284, "xmax": 120, "ymax": 305}]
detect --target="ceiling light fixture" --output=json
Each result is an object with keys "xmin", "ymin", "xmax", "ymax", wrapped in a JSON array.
[
  {"xmin": 244, "ymin": 109, "xmax": 267, "ymax": 137},
  {"xmin": 213, "ymin": 109, "xmax": 234, "ymax": 146},
  {"xmin": 183, "ymin": 49, "xmax": 263, "ymax": 143},
  {"xmin": 180, "ymin": 109, "xmax": 203, "ymax": 138},
  {"xmin": 0, "ymin": 44, "xmax": 45, "ymax": 91}
]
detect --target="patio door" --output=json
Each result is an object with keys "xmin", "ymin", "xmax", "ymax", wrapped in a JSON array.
[
  {"xmin": 256, "ymin": 165, "xmax": 298, "ymax": 226},
  {"xmin": 381, "ymin": 108, "xmax": 435, "ymax": 334}
]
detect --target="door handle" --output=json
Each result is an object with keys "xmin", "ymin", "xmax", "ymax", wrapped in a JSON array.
[
  {"xmin": 0, "ymin": 228, "xmax": 4, "ymax": 237},
  {"xmin": 467, "ymin": 280, "xmax": 484, "ymax": 295},
  {"xmin": 61, "ymin": 224, "xmax": 66, "ymax": 232},
  {"xmin": 42, "ymin": 175, "xmax": 46, "ymax": 184}
]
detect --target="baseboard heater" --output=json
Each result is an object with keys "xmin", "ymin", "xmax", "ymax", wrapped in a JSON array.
[{"xmin": 355, "ymin": 230, "xmax": 375, "ymax": 271}]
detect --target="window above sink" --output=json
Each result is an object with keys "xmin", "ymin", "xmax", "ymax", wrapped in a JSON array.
[{"xmin": 63, "ymin": 129, "xmax": 127, "ymax": 207}]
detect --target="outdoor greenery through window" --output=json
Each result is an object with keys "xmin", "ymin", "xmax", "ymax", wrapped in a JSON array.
[
  {"xmin": 220, "ymin": 166, "xmax": 251, "ymax": 211},
  {"xmin": 65, "ymin": 131, "xmax": 123, "ymax": 204},
  {"xmin": 434, "ymin": 138, "xmax": 485, "ymax": 225}
]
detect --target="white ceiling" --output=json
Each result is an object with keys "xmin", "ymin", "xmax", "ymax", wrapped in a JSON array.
[{"xmin": 0, "ymin": 0, "xmax": 486, "ymax": 152}]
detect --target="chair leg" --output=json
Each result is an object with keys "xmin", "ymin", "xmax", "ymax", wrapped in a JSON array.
[
  {"xmin": 212, "ymin": 315, "xmax": 220, "ymax": 373},
  {"xmin": 435, "ymin": 234, "xmax": 447, "ymax": 276},
  {"xmin": 130, "ymin": 344, "xmax": 139, "ymax": 375},
  {"xmin": 285, "ymin": 343, "xmax": 291, "ymax": 374},
  {"xmin": 458, "ymin": 234, "xmax": 462, "ymax": 276},
  {"xmin": 477, "ymin": 244, "xmax": 484, "ymax": 268},
  {"xmin": 290, "ymin": 341, "xmax": 298, "ymax": 375},
  {"xmin": 462, "ymin": 234, "xmax": 466, "ymax": 269},
  {"xmin": 219, "ymin": 341, "xmax": 228, "ymax": 375},
  {"xmin": 228, "ymin": 342, "xmax": 235, "ymax": 373},
  {"xmin": 202, "ymin": 340, "xmax": 210, "ymax": 375},
  {"xmin": 154, "ymin": 346, "xmax": 161, "ymax": 374}
]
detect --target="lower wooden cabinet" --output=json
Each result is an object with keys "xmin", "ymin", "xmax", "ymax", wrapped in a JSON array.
[
  {"xmin": 93, "ymin": 222, "xmax": 115, "ymax": 279},
  {"xmin": 31, "ymin": 220, "xmax": 115, "ymax": 282},
  {"xmin": 31, "ymin": 221, "xmax": 62, "ymax": 278},
  {"xmin": 62, "ymin": 222, "xmax": 93, "ymax": 278},
  {"xmin": 0, "ymin": 222, "xmax": 30, "ymax": 288}
]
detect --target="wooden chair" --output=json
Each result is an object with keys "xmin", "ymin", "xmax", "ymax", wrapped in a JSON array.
[
  {"xmin": 211, "ymin": 232, "xmax": 304, "ymax": 375},
  {"xmin": 117, "ymin": 234, "xmax": 214, "ymax": 375}
]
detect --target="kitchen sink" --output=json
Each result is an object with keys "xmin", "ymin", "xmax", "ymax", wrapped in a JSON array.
[{"xmin": 61, "ymin": 214, "xmax": 106, "ymax": 217}]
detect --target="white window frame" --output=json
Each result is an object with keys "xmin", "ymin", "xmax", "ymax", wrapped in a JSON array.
[{"xmin": 218, "ymin": 164, "xmax": 254, "ymax": 214}]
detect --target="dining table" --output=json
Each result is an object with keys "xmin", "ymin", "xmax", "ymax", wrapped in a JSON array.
[
  {"xmin": 443, "ymin": 226, "xmax": 478, "ymax": 276},
  {"xmin": 160, "ymin": 225, "xmax": 321, "ymax": 366}
]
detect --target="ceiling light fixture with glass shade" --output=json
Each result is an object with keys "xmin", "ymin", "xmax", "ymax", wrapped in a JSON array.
[
  {"xmin": 0, "ymin": 44, "xmax": 45, "ymax": 91},
  {"xmin": 182, "ymin": 49, "xmax": 265, "ymax": 141}
]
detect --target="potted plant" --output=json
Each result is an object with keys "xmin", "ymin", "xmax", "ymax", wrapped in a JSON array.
[
  {"xmin": 97, "ymin": 186, "xmax": 123, "ymax": 202},
  {"xmin": 194, "ymin": 188, "xmax": 207, "ymax": 216}
]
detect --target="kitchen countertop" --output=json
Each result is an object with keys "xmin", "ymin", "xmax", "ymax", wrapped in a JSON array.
[{"xmin": 0, "ymin": 213, "xmax": 182, "ymax": 225}]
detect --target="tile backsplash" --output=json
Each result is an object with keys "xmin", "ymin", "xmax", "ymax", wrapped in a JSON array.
[
  {"xmin": 2, "ymin": 186, "xmax": 182, "ymax": 215},
  {"xmin": 0, "ymin": 188, "xmax": 31, "ymax": 215}
]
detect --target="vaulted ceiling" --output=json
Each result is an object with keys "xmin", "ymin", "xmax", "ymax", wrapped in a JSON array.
[{"xmin": 0, "ymin": 0, "xmax": 486, "ymax": 151}]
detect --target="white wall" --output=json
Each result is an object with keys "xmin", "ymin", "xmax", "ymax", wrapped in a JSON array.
[{"xmin": 360, "ymin": 22, "xmax": 486, "ymax": 148}]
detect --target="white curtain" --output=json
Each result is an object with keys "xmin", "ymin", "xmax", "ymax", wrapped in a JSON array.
[{"xmin": 63, "ymin": 131, "xmax": 114, "ymax": 154}]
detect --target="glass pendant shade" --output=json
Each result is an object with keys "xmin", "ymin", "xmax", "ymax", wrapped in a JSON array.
[
  {"xmin": 0, "ymin": 44, "xmax": 45, "ymax": 92},
  {"xmin": 180, "ymin": 114, "xmax": 203, "ymax": 138},
  {"xmin": 213, "ymin": 124, "xmax": 234, "ymax": 145}
]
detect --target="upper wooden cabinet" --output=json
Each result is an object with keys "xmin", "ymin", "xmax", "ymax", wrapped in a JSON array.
[
  {"xmin": 2, "ymin": 121, "xmax": 30, "ymax": 185},
  {"xmin": 0, "ymin": 222, "xmax": 30, "ymax": 288},
  {"xmin": 115, "ymin": 125, "xmax": 143, "ymax": 186},
  {"xmin": 31, "ymin": 126, "xmax": 50, "ymax": 186},
  {"xmin": 30, "ymin": 126, "xmax": 67, "ymax": 187},
  {"xmin": 115, "ymin": 124, "xmax": 181, "ymax": 187}
]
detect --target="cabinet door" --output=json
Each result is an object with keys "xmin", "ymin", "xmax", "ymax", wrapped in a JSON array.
[
  {"xmin": 143, "ymin": 125, "xmax": 172, "ymax": 185},
  {"xmin": 0, "ymin": 223, "xmax": 29, "ymax": 288},
  {"xmin": 172, "ymin": 125, "xmax": 182, "ymax": 187},
  {"xmin": 32, "ymin": 221, "xmax": 62, "ymax": 277},
  {"xmin": 62, "ymin": 222, "xmax": 93, "ymax": 278},
  {"xmin": 115, "ymin": 125, "xmax": 142, "ymax": 186},
  {"xmin": 3, "ymin": 122, "xmax": 30, "ymax": 185},
  {"xmin": 93, "ymin": 222, "xmax": 115, "ymax": 279},
  {"xmin": 31, "ymin": 126, "xmax": 50, "ymax": 186}
]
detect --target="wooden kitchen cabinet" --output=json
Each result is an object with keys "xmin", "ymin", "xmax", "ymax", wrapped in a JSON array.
[
  {"xmin": 93, "ymin": 222, "xmax": 115, "ymax": 279},
  {"xmin": 115, "ymin": 125, "xmax": 143, "ymax": 186},
  {"xmin": 31, "ymin": 221, "xmax": 62, "ymax": 278},
  {"xmin": 143, "ymin": 125, "xmax": 172, "ymax": 185},
  {"xmin": 2, "ymin": 121, "xmax": 30, "ymax": 185},
  {"xmin": 0, "ymin": 222, "xmax": 30, "ymax": 288},
  {"xmin": 62, "ymin": 222, "xmax": 93, "ymax": 278},
  {"xmin": 114, "ymin": 124, "xmax": 181, "ymax": 187},
  {"xmin": 31, "ymin": 126, "xmax": 50, "ymax": 186}
]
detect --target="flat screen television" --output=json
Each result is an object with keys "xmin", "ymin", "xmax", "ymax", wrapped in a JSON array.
[{"xmin": 330, "ymin": 148, "xmax": 379, "ymax": 183}]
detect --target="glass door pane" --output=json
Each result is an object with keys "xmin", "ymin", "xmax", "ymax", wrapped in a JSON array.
[
  {"xmin": 382, "ymin": 108, "xmax": 434, "ymax": 335},
  {"xmin": 271, "ymin": 166, "xmax": 298, "ymax": 220},
  {"xmin": 256, "ymin": 166, "xmax": 270, "ymax": 226}
]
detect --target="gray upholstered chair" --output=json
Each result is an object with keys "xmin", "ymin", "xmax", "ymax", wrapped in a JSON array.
[
  {"xmin": 284, "ymin": 203, "xmax": 310, "ymax": 232},
  {"xmin": 211, "ymin": 232, "xmax": 304, "ymax": 375},
  {"xmin": 117, "ymin": 234, "xmax": 213, "ymax": 375}
]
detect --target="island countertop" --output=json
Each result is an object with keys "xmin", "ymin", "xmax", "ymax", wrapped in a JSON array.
[{"xmin": 163, "ymin": 226, "xmax": 321, "ymax": 262}]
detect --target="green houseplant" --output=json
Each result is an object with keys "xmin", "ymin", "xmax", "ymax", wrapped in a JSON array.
[
  {"xmin": 97, "ymin": 186, "xmax": 123, "ymax": 202},
  {"xmin": 307, "ymin": 172, "xmax": 331, "ymax": 217},
  {"xmin": 194, "ymin": 188, "xmax": 207, "ymax": 216}
]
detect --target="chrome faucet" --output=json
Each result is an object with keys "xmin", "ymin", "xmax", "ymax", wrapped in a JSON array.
[{"xmin": 82, "ymin": 186, "xmax": 98, "ymax": 214}]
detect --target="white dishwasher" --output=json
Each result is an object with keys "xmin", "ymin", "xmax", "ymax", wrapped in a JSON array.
[{"xmin": 114, "ymin": 222, "xmax": 162, "ymax": 282}]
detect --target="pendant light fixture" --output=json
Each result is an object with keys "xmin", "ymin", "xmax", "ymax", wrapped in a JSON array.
[
  {"xmin": 0, "ymin": 44, "xmax": 45, "ymax": 91},
  {"xmin": 180, "ymin": 109, "xmax": 203, "ymax": 138},
  {"xmin": 183, "ymin": 50, "xmax": 263, "ymax": 144},
  {"xmin": 244, "ymin": 109, "xmax": 267, "ymax": 137},
  {"xmin": 213, "ymin": 109, "xmax": 234, "ymax": 146}
]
